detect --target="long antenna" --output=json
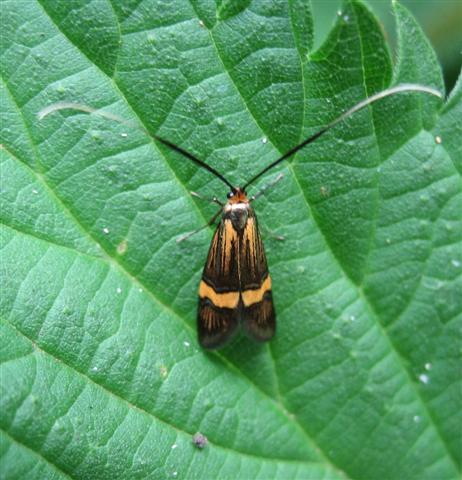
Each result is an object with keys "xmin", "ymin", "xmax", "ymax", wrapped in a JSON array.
[
  {"xmin": 242, "ymin": 84, "xmax": 443, "ymax": 191},
  {"xmin": 38, "ymin": 102, "xmax": 236, "ymax": 191}
]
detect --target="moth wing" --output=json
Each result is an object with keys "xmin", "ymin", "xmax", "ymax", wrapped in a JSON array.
[
  {"xmin": 239, "ymin": 211, "xmax": 276, "ymax": 342},
  {"xmin": 197, "ymin": 296, "xmax": 240, "ymax": 349},
  {"xmin": 198, "ymin": 218, "xmax": 240, "ymax": 349}
]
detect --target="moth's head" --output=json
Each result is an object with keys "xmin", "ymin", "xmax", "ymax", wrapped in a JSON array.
[{"xmin": 227, "ymin": 187, "xmax": 248, "ymax": 204}]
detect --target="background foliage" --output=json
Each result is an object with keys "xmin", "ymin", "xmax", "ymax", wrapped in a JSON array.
[
  {"xmin": 1, "ymin": 1, "xmax": 461, "ymax": 479},
  {"xmin": 311, "ymin": 0, "xmax": 461, "ymax": 92}
]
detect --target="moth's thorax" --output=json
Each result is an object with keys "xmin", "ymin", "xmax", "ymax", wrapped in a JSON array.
[{"xmin": 224, "ymin": 187, "xmax": 250, "ymax": 232}]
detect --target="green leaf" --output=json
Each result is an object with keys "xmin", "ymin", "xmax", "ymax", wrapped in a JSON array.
[{"xmin": 1, "ymin": 1, "xmax": 460, "ymax": 479}]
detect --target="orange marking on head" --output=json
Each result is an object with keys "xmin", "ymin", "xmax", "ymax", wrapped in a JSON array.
[
  {"xmin": 241, "ymin": 276, "xmax": 272, "ymax": 306},
  {"xmin": 228, "ymin": 188, "xmax": 249, "ymax": 204}
]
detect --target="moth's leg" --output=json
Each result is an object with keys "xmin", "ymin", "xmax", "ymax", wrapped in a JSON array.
[
  {"xmin": 260, "ymin": 224, "xmax": 285, "ymax": 241},
  {"xmin": 249, "ymin": 173, "xmax": 284, "ymax": 202},
  {"xmin": 190, "ymin": 191, "xmax": 224, "ymax": 207},
  {"xmin": 176, "ymin": 208, "xmax": 222, "ymax": 243}
]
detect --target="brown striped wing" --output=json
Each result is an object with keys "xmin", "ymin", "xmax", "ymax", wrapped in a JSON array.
[
  {"xmin": 197, "ymin": 207, "xmax": 276, "ymax": 348},
  {"xmin": 239, "ymin": 210, "xmax": 276, "ymax": 342},
  {"xmin": 198, "ymin": 217, "xmax": 240, "ymax": 349}
]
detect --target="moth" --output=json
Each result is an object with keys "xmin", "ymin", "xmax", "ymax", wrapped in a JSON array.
[
  {"xmin": 196, "ymin": 185, "xmax": 275, "ymax": 349},
  {"xmin": 39, "ymin": 84, "xmax": 441, "ymax": 349}
]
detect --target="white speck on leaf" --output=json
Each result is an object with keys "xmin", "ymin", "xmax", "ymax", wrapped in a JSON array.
[
  {"xmin": 121, "ymin": 133, "xmax": 128, "ymax": 138},
  {"xmin": 262, "ymin": 137, "xmax": 268, "ymax": 144},
  {"xmin": 435, "ymin": 135, "xmax": 442, "ymax": 144},
  {"xmin": 171, "ymin": 444, "xmax": 177, "ymax": 449},
  {"xmin": 418, "ymin": 373, "xmax": 430, "ymax": 385},
  {"xmin": 103, "ymin": 227, "xmax": 109, "ymax": 234},
  {"xmin": 183, "ymin": 341, "xmax": 190, "ymax": 347},
  {"xmin": 32, "ymin": 189, "xmax": 38, "ymax": 194},
  {"xmin": 451, "ymin": 259, "xmax": 461, "ymax": 268},
  {"xmin": 413, "ymin": 415, "xmax": 421, "ymax": 423},
  {"xmin": 425, "ymin": 363, "xmax": 432, "ymax": 371},
  {"xmin": 116, "ymin": 287, "xmax": 122, "ymax": 294}
]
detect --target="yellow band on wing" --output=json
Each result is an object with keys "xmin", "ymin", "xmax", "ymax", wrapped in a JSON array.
[
  {"xmin": 199, "ymin": 281, "xmax": 240, "ymax": 309},
  {"xmin": 241, "ymin": 276, "xmax": 272, "ymax": 307}
]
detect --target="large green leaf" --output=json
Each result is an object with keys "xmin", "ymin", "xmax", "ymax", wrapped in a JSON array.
[{"xmin": 1, "ymin": 1, "xmax": 460, "ymax": 479}]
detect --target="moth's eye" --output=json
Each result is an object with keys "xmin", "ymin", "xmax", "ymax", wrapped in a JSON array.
[{"xmin": 227, "ymin": 192, "xmax": 234, "ymax": 199}]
